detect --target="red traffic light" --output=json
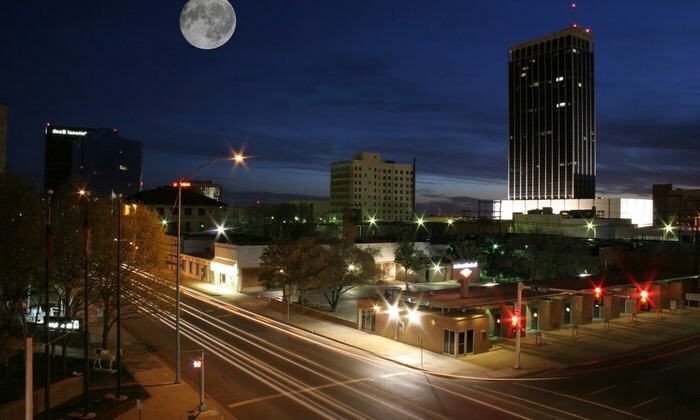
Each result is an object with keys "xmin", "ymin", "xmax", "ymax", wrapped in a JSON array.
[
  {"xmin": 594, "ymin": 287, "xmax": 602, "ymax": 296},
  {"xmin": 640, "ymin": 290, "xmax": 648, "ymax": 303},
  {"xmin": 511, "ymin": 315, "xmax": 518, "ymax": 326}
]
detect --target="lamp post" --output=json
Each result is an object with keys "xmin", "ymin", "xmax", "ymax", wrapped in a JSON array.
[
  {"xmin": 116, "ymin": 194, "xmax": 123, "ymax": 399},
  {"xmin": 79, "ymin": 189, "xmax": 92, "ymax": 415},
  {"xmin": 388, "ymin": 305, "xmax": 399, "ymax": 340},
  {"xmin": 175, "ymin": 152, "xmax": 246, "ymax": 384}
]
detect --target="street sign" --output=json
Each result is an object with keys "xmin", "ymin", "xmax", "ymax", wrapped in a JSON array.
[
  {"xmin": 612, "ymin": 293, "xmax": 631, "ymax": 299},
  {"xmin": 530, "ymin": 285, "xmax": 549, "ymax": 293}
]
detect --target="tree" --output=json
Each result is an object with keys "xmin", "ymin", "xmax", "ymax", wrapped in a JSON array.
[
  {"xmin": 47, "ymin": 185, "xmax": 91, "ymax": 376},
  {"xmin": 258, "ymin": 239, "xmax": 293, "ymax": 299},
  {"xmin": 88, "ymin": 198, "xmax": 171, "ymax": 349},
  {"xmin": 259, "ymin": 230, "xmax": 382, "ymax": 312},
  {"xmin": 259, "ymin": 237, "xmax": 324, "ymax": 304},
  {"xmin": 247, "ymin": 203, "xmax": 318, "ymax": 240},
  {"xmin": 318, "ymin": 240, "xmax": 382, "ymax": 312},
  {"xmin": 0, "ymin": 176, "xmax": 44, "ymax": 377},
  {"xmin": 509, "ymin": 233, "xmax": 598, "ymax": 280},
  {"xmin": 394, "ymin": 233, "xmax": 427, "ymax": 289},
  {"xmin": 440, "ymin": 238, "xmax": 484, "ymax": 264}
]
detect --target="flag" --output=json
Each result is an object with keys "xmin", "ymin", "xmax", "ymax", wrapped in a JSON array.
[{"xmin": 45, "ymin": 223, "xmax": 53, "ymax": 260}]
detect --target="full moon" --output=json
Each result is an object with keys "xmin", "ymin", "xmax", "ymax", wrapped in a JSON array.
[{"xmin": 180, "ymin": 0, "xmax": 236, "ymax": 50}]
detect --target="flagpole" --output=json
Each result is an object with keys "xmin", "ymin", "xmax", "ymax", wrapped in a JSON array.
[
  {"xmin": 116, "ymin": 194, "xmax": 123, "ymax": 398},
  {"xmin": 43, "ymin": 189, "xmax": 53, "ymax": 419},
  {"xmin": 80, "ymin": 190, "xmax": 91, "ymax": 416}
]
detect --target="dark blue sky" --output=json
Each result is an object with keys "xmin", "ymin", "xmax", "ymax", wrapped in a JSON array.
[{"xmin": 2, "ymin": 1, "xmax": 699, "ymax": 212}]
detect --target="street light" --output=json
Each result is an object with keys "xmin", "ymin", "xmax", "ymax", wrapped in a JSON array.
[
  {"xmin": 174, "ymin": 152, "xmax": 246, "ymax": 384},
  {"xmin": 586, "ymin": 219, "xmax": 596, "ymax": 239}
]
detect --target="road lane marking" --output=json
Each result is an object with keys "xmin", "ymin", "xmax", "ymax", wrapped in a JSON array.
[
  {"xmin": 658, "ymin": 364, "xmax": 680, "ymax": 373},
  {"xmin": 516, "ymin": 383, "xmax": 647, "ymax": 419},
  {"xmin": 228, "ymin": 372, "xmax": 410, "ymax": 408},
  {"xmin": 632, "ymin": 397, "xmax": 660, "ymax": 409},
  {"xmin": 474, "ymin": 384, "xmax": 588, "ymax": 419},
  {"xmin": 589, "ymin": 385, "xmax": 616, "ymax": 395}
]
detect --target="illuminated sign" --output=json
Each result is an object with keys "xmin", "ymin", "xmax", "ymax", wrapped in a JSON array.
[
  {"xmin": 51, "ymin": 128, "xmax": 88, "ymax": 136},
  {"xmin": 453, "ymin": 262, "xmax": 478, "ymax": 269},
  {"xmin": 172, "ymin": 181, "xmax": 191, "ymax": 188},
  {"xmin": 47, "ymin": 318, "xmax": 82, "ymax": 331},
  {"xmin": 452, "ymin": 261, "xmax": 479, "ymax": 281}
]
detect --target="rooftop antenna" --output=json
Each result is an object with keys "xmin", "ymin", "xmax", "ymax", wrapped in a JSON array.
[{"xmin": 571, "ymin": 2, "xmax": 578, "ymax": 28}]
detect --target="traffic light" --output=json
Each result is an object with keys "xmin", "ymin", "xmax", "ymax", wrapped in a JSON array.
[
  {"xmin": 640, "ymin": 290, "xmax": 648, "ymax": 304},
  {"xmin": 511, "ymin": 315, "xmax": 518, "ymax": 326},
  {"xmin": 594, "ymin": 287, "xmax": 603, "ymax": 307},
  {"xmin": 193, "ymin": 357, "xmax": 202, "ymax": 369}
]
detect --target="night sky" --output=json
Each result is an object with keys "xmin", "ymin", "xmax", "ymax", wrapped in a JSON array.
[{"xmin": 1, "ymin": 1, "xmax": 699, "ymax": 213}]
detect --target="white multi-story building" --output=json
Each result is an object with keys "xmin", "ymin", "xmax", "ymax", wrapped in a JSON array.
[{"xmin": 330, "ymin": 152, "xmax": 415, "ymax": 223}]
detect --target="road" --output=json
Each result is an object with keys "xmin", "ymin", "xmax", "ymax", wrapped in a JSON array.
[{"xmin": 123, "ymin": 271, "xmax": 700, "ymax": 418}]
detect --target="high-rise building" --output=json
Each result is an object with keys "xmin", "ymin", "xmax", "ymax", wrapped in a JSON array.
[
  {"xmin": 44, "ymin": 124, "xmax": 142, "ymax": 197},
  {"xmin": 330, "ymin": 152, "xmax": 415, "ymax": 223},
  {"xmin": 508, "ymin": 27, "xmax": 595, "ymax": 200}
]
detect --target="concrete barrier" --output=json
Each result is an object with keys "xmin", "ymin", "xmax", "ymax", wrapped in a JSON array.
[{"xmin": 0, "ymin": 376, "xmax": 82, "ymax": 418}]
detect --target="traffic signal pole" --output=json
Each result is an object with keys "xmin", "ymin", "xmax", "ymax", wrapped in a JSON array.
[{"xmin": 514, "ymin": 282, "xmax": 523, "ymax": 369}]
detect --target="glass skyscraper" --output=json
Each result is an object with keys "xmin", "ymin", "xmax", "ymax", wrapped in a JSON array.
[
  {"xmin": 508, "ymin": 27, "xmax": 595, "ymax": 200},
  {"xmin": 44, "ymin": 124, "xmax": 142, "ymax": 197}
]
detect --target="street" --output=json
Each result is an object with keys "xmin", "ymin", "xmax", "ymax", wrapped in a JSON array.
[{"xmin": 120, "ymin": 277, "xmax": 700, "ymax": 419}]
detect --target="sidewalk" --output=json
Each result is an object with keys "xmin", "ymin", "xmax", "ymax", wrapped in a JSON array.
[
  {"xmin": 114, "ymin": 328, "xmax": 233, "ymax": 420},
  {"xmin": 115, "ymin": 280, "xmax": 700, "ymax": 419}
]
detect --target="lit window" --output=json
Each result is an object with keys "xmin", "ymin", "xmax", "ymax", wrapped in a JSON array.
[
  {"xmin": 555, "ymin": 76, "xmax": 564, "ymax": 82},
  {"xmin": 521, "ymin": 72, "xmax": 527, "ymax": 77},
  {"xmin": 556, "ymin": 102, "xmax": 566, "ymax": 108}
]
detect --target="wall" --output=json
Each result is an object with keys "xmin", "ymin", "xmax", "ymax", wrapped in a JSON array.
[
  {"xmin": 0, "ymin": 377, "xmax": 82, "ymax": 418},
  {"xmin": 369, "ymin": 302, "xmax": 491, "ymax": 356}
]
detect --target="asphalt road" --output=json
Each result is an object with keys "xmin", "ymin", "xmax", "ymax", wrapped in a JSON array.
[{"xmin": 124, "ymin": 277, "xmax": 700, "ymax": 419}]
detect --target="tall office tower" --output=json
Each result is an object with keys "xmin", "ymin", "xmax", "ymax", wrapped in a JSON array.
[
  {"xmin": 44, "ymin": 124, "xmax": 142, "ymax": 197},
  {"xmin": 330, "ymin": 152, "xmax": 415, "ymax": 223},
  {"xmin": 0, "ymin": 103, "xmax": 7, "ymax": 176},
  {"xmin": 508, "ymin": 27, "xmax": 595, "ymax": 200}
]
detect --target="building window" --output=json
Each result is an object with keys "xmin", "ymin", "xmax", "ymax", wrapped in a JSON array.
[
  {"xmin": 360, "ymin": 309, "xmax": 376, "ymax": 332},
  {"xmin": 443, "ymin": 329, "xmax": 456, "ymax": 355}
]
